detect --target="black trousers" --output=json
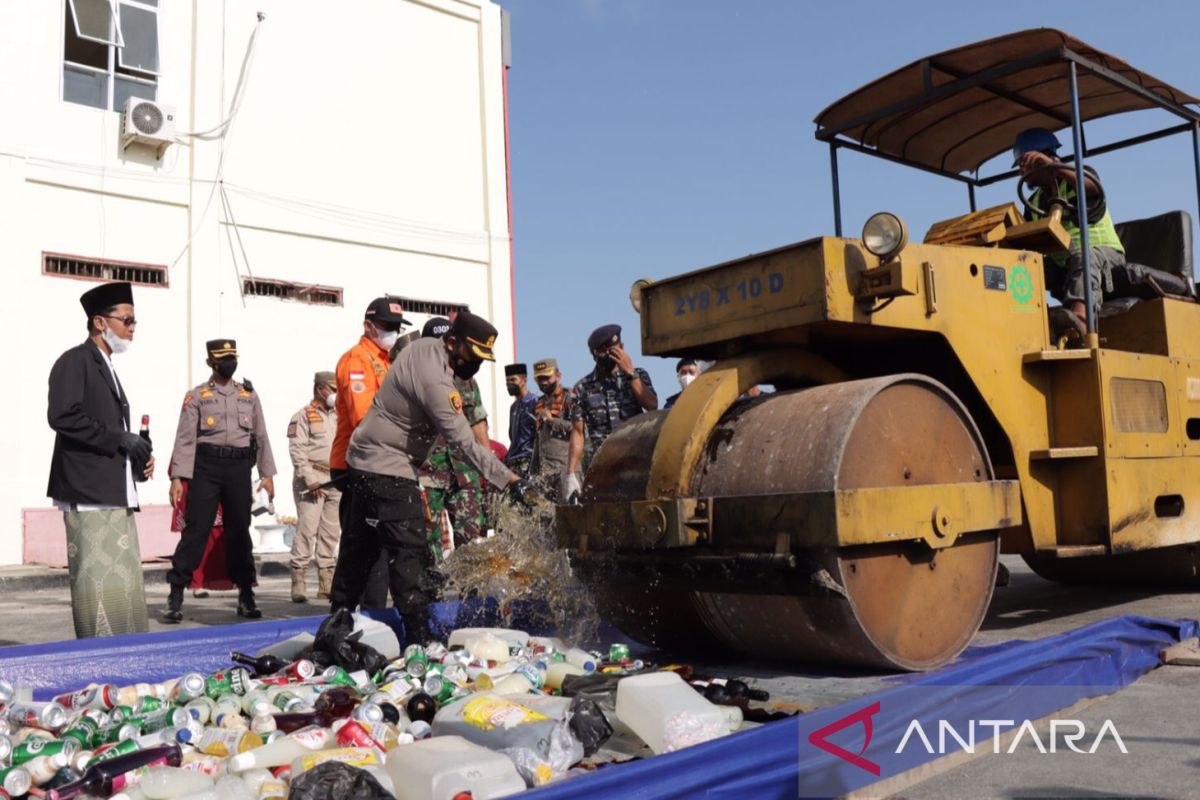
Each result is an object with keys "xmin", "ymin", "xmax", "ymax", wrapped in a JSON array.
[
  {"xmin": 332, "ymin": 467, "xmax": 389, "ymax": 608},
  {"xmin": 329, "ymin": 469, "xmax": 439, "ymax": 620},
  {"xmin": 168, "ymin": 450, "xmax": 255, "ymax": 590}
]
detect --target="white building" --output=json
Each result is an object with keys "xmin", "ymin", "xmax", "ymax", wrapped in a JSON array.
[{"xmin": 1, "ymin": 0, "xmax": 515, "ymax": 566}]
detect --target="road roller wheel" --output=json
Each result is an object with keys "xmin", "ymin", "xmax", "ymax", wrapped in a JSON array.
[{"xmin": 579, "ymin": 373, "xmax": 999, "ymax": 671}]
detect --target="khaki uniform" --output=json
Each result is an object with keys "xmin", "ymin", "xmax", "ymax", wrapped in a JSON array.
[
  {"xmin": 166, "ymin": 379, "xmax": 276, "ymax": 591},
  {"xmin": 288, "ymin": 400, "xmax": 341, "ymax": 572},
  {"xmin": 333, "ymin": 336, "xmax": 513, "ymax": 625}
]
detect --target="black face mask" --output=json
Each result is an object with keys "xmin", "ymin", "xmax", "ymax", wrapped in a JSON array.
[
  {"xmin": 506, "ymin": 383, "xmax": 521, "ymax": 397},
  {"xmin": 214, "ymin": 359, "xmax": 238, "ymax": 379},
  {"xmin": 595, "ymin": 356, "xmax": 614, "ymax": 373},
  {"xmin": 538, "ymin": 381, "xmax": 558, "ymax": 395},
  {"xmin": 452, "ymin": 355, "xmax": 482, "ymax": 380}
]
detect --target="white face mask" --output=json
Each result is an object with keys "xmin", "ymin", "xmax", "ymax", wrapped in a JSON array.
[
  {"xmin": 325, "ymin": 391, "xmax": 337, "ymax": 409},
  {"xmin": 678, "ymin": 373, "xmax": 696, "ymax": 391},
  {"xmin": 102, "ymin": 326, "xmax": 131, "ymax": 355},
  {"xmin": 371, "ymin": 324, "xmax": 399, "ymax": 350}
]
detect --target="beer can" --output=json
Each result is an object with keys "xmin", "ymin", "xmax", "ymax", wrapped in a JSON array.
[
  {"xmin": 86, "ymin": 738, "xmax": 138, "ymax": 767},
  {"xmin": 424, "ymin": 642, "xmax": 448, "ymax": 662},
  {"xmin": 12, "ymin": 737, "xmax": 77, "ymax": 767},
  {"xmin": 351, "ymin": 702, "xmax": 384, "ymax": 724},
  {"xmin": 270, "ymin": 690, "xmax": 303, "ymax": 713},
  {"xmin": 403, "ymin": 645, "xmax": 428, "ymax": 678},
  {"xmin": 284, "ymin": 659, "xmax": 316, "ymax": 682},
  {"xmin": 5, "ymin": 703, "xmax": 66, "ymax": 733},
  {"xmin": 135, "ymin": 696, "xmax": 164, "ymax": 716},
  {"xmin": 52, "ymin": 684, "xmax": 117, "ymax": 712},
  {"xmin": 0, "ymin": 766, "xmax": 31, "ymax": 798},
  {"xmin": 60, "ymin": 716, "xmax": 100, "ymax": 750},
  {"xmin": 171, "ymin": 673, "xmax": 207, "ymax": 704},
  {"xmin": 205, "ymin": 668, "xmax": 252, "ymax": 698},
  {"xmin": 609, "ymin": 643, "xmax": 631, "ymax": 663},
  {"xmin": 0, "ymin": 682, "xmax": 14, "ymax": 708},
  {"xmin": 0, "ymin": 734, "xmax": 11, "ymax": 763},
  {"xmin": 320, "ymin": 666, "xmax": 355, "ymax": 688}
]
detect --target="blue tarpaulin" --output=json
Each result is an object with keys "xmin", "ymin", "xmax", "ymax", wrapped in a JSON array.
[{"xmin": 0, "ymin": 612, "xmax": 1192, "ymax": 799}]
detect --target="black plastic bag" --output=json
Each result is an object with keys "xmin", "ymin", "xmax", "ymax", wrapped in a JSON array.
[
  {"xmin": 288, "ymin": 761, "xmax": 390, "ymax": 800},
  {"xmin": 568, "ymin": 695, "xmax": 613, "ymax": 756},
  {"xmin": 310, "ymin": 610, "xmax": 389, "ymax": 676}
]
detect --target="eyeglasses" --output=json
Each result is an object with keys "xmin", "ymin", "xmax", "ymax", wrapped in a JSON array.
[{"xmin": 104, "ymin": 315, "xmax": 138, "ymax": 327}]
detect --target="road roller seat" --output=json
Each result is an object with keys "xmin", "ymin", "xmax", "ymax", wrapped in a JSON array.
[{"xmin": 1101, "ymin": 210, "xmax": 1195, "ymax": 316}]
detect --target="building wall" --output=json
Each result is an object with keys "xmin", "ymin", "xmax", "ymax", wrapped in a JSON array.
[{"xmin": 0, "ymin": 0, "xmax": 514, "ymax": 566}]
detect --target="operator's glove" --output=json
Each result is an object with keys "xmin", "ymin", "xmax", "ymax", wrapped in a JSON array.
[
  {"xmin": 118, "ymin": 431, "xmax": 152, "ymax": 463},
  {"xmin": 506, "ymin": 478, "xmax": 539, "ymax": 511},
  {"xmin": 561, "ymin": 473, "xmax": 582, "ymax": 505}
]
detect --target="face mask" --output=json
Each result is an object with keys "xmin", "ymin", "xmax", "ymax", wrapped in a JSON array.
[
  {"xmin": 214, "ymin": 359, "xmax": 238, "ymax": 379},
  {"xmin": 678, "ymin": 373, "xmax": 696, "ymax": 391},
  {"xmin": 325, "ymin": 391, "xmax": 337, "ymax": 409},
  {"xmin": 101, "ymin": 326, "xmax": 130, "ymax": 355},
  {"xmin": 595, "ymin": 356, "xmax": 614, "ymax": 373},
  {"xmin": 453, "ymin": 357, "xmax": 482, "ymax": 380},
  {"xmin": 371, "ymin": 324, "xmax": 399, "ymax": 351},
  {"xmin": 539, "ymin": 381, "xmax": 558, "ymax": 395},
  {"xmin": 506, "ymin": 383, "xmax": 521, "ymax": 397}
]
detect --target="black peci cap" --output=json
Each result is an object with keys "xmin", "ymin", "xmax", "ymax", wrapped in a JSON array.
[
  {"xmin": 80, "ymin": 282, "xmax": 134, "ymax": 317},
  {"xmin": 504, "ymin": 364, "xmax": 527, "ymax": 377}
]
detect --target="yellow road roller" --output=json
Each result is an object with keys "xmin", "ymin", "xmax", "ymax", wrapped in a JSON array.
[{"xmin": 556, "ymin": 29, "xmax": 1200, "ymax": 670}]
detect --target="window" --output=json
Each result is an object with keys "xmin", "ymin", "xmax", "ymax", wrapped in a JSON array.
[
  {"xmin": 43, "ymin": 252, "xmax": 168, "ymax": 288},
  {"xmin": 388, "ymin": 296, "xmax": 470, "ymax": 317},
  {"xmin": 64, "ymin": 0, "xmax": 158, "ymax": 112},
  {"xmin": 242, "ymin": 278, "xmax": 344, "ymax": 307}
]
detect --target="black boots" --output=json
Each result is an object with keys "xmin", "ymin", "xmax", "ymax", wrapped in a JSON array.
[
  {"xmin": 237, "ymin": 586, "xmax": 262, "ymax": 619},
  {"xmin": 162, "ymin": 584, "xmax": 184, "ymax": 623}
]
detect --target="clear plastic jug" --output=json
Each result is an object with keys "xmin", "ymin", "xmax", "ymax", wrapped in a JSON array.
[
  {"xmin": 615, "ymin": 671, "xmax": 741, "ymax": 754},
  {"xmin": 383, "ymin": 735, "xmax": 525, "ymax": 800}
]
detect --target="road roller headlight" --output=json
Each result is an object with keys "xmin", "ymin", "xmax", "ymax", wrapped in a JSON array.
[
  {"xmin": 630, "ymin": 278, "xmax": 651, "ymax": 313},
  {"xmin": 861, "ymin": 212, "xmax": 908, "ymax": 260}
]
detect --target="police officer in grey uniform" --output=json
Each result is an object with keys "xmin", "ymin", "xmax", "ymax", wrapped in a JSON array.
[
  {"xmin": 165, "ymin": 340, "xmax": 277, "ymax": 622},
  {"xmin": 332, "ymin": 312, "xmax": 535, "ymax": 642},
  {"xmin": 564, "ymin": 324, "xmax": 656, "ymax": 501}
]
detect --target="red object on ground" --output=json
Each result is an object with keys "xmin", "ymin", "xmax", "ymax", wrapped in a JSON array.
[{"xmin": 170, "ymin": 480, "xmax": 234, "ymax": 591}]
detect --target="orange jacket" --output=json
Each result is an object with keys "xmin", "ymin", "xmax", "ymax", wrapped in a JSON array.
[{"xmin": 330, "ymin": 336, "xmax": 390, "ymax": 469}]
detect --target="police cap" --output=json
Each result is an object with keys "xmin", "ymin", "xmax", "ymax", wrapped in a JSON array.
[
  {"xmin": 587, "ymin": 324, "xmax": 621, "ymax": 351},
  {"xmin": 207, "ymin": 340, "xmax": 238, "ymax": 359},
  {"xmin": 314, "ymin": 371, "xmax": 336, "ymax": 387},
  {"xmin": 449, "ymin": 311, "xmax": 498, "ymax": 362}
]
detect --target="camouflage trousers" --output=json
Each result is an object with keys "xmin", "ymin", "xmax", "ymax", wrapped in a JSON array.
[{"xmin": 425, "ymin": 470, "xmax": 487, "ymax": 561}]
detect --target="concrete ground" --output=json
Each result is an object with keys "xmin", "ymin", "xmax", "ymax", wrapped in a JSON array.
[{"xmin": 0, "ymin": 554, "xmax": 1195, "ymax": 798}]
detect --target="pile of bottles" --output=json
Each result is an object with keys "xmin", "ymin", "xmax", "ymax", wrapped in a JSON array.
[{"xmin": 0, "ymin": 630, "xmax": 764, "ymax": 800}]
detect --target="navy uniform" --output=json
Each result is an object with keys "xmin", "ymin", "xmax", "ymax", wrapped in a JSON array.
[
  {"xmin": 165, "ymin": 340, "xmax": 276, "ymax": 621},
  {"xmin": 570, "ymin": 342, "xmax": 655, "ymax": 452},
  {"xmin": 333, "ymin": 311, "xmax": 533, "ymax": 643},
  {"xmin": 504, "ymin": 363, "xmax": 538, "ymax": 476}
]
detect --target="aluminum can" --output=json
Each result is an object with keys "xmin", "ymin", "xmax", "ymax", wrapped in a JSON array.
[
  {"xmin": 609, "ymin": 643, "xmax": 631, "ymax": 662},
  {"xmin": 171, "ymin": 673, "xmax": 207, "ymax": 704},
  {"xmin": 402, "ymin": 645, "xmax": 428, "ymax": 678},
  {"xmin": 205, "ymin": 668, "xmax": 252, "ymax": 698}
]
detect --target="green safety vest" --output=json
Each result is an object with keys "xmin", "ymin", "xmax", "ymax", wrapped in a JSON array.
[{"xmin": 1030, "ymin": 178, "xmax": 1124, "ymax": 266}]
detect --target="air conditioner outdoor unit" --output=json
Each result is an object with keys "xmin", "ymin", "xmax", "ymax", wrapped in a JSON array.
[{"xmin": 121, "ymin": 97, "xmax": 175, "ymax": 157}]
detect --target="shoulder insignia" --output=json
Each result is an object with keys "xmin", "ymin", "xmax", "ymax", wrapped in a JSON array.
[
  {"xmin": 306, "ymin": 408, "xmax": 322, "ymax": 423},
  {"xmin": 242, "ymin": 379, "xmax": 255, "ymax": 392},
  {"xmin": 287, "ymin": 421, "xmax": 298, "ymax": 438},
  {"xmin": 182, "ymin": 393, "xmax": 193, "ymax": 409},
  {"xmin": 198, "ymin": 388, "xmax": 214, "ymax": 399},
  {"xmin": 351, "ymin": 381, "xmax": 366, "ymax": 394},
  {"xmin": 239, "ymin": 389, "xmax": 252, "ymax": 398},
  {"xmin": 449, "ymin": 391, "xmax": 464, "ymax": 414}
]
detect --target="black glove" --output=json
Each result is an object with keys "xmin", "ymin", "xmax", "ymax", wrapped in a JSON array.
[
  {"xmin": 118, "ymin": 431, "xmax": 152, "ymax": 462},
  {"xmin": 506, "ymin": 478, "xmax": 538, "ymax": 511}
]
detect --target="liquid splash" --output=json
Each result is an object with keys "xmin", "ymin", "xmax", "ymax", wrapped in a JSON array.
[{"xmin": 438, "ymin": 496, "xmax": 601, "ymax": 645}]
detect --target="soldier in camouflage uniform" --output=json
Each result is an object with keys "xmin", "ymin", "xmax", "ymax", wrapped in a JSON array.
[
  {"xmin": 419, "ymin": 352, "xmax": 491, "ymax": 558},
  {"xmin": 565, "ymin": 324, "xmax": 657, "ymax": 502}
]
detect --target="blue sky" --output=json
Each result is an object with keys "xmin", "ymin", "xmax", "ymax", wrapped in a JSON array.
[{"xmin": 502, "ymin": 0, "xmax": 1200, "ymax": 394}]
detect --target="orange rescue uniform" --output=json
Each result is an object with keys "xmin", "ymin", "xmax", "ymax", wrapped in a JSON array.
[{"xmin": 330, "ymin": 335, "xmax": 390, "ymax": 470}]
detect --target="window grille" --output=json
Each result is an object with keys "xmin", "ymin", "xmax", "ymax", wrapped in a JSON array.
[
  {"xmin": 43, "ymin": 252, "xmax": 168, "ymax": 287},
  {"xmin": 242, "ymin": 278, "xmax": 343, "ymax": 307}
]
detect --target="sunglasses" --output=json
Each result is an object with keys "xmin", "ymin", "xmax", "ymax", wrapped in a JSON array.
[{"xmin": 103, "ymin": 315, "xmax": 138, "ymax": 327}]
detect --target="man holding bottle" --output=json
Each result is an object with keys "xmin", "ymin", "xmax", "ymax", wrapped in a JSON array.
[{"xmin": 47, "ymin": 281, "xmax": 153, "ymax": 638}]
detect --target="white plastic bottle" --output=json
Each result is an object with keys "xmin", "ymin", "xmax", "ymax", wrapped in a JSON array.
[
  {"xmin": 226, "ymin": 727, "xmax": 332, "ymax": 772},
  {"xmin": 138, "ymin": 765, "xmax": 214, "ymax": 799},
  {"xmin": 543, "ymin": 662, "xmax": 586, "ymax": 690},
  {"xmin": 615, "ymin": 671, "xmax": 740, "ymax": 754},
  {"xmin": 383, "ymin": 735, "xmax": 525, "ymax": 800},
  {"xmin": 564, "ymin": 648, "xmax": 597, "ymax": 673}
]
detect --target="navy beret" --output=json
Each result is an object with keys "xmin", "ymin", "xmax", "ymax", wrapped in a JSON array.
[{"xmin": 588, "ymin": 324, "xmax": 621, "ymax": 351}]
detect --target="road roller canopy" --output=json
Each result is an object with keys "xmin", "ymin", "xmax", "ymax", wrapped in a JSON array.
[{"xmin": 814, "ymin": 29, "xmax": 1200, "ymax": 178}]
